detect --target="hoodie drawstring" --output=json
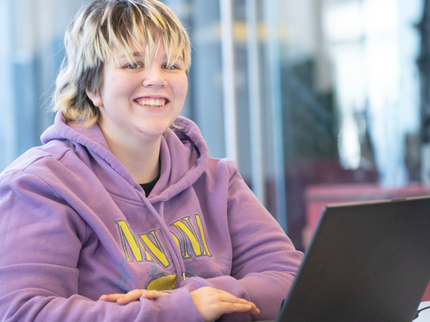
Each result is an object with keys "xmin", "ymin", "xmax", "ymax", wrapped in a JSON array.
[{"xmin": 139, "ymin": 196, "xmax": 186, "ymax": 289}]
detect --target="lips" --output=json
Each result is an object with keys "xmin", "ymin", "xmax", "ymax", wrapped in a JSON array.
[{"xmin": 135, "ymin": 97, "xmax": 169, "ymax": 107}]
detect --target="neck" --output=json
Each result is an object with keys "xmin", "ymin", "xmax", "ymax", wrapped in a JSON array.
[{"xmin": 102, "ymin": 130, "xmax": 162, "ymax": 184}]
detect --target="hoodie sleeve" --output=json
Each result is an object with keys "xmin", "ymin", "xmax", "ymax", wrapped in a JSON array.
[
  {"xmin": 180, "ymin": 159, "xmax": 303, "ymax": 321},
  {"xmin": 0, "ymin": 171, "xmax": 203, "ymax": 322}
]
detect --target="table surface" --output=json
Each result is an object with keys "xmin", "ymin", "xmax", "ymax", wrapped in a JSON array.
[{"xmin": 417, "ymin": 301, "xmax": 430, "ymax": 321}]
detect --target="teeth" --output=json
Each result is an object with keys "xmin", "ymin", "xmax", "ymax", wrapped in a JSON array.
[{"xmin": 139, "ymin": 99, "xmax": 166, "ymax": 107}]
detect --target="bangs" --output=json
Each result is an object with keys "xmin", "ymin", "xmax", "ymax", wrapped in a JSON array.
[{"xmin": 97, "ymin": 1, "xmax": 190, "ymax": 70}]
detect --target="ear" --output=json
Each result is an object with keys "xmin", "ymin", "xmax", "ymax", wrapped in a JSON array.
[{"xmin": 86, "ymin": 88, "xmax": 103, "ymax": 107}]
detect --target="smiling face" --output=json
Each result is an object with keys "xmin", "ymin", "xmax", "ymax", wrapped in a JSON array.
[{"xmin": 87, "ymin": 41, "xmax": 188, "ymax": 146}]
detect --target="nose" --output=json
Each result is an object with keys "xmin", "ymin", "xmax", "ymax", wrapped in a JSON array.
[{"xmin": 142, "ymin": 65, "xmax": 167, "ymax": 88}]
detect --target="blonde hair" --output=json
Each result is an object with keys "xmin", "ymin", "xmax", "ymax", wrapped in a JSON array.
[{"xmin": 53, "ymin": 0, "xmax": 191, "ymax": 127}]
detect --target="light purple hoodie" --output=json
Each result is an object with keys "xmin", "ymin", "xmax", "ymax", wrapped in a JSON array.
[{"xmin": 0, "ymin": 112, "xmax": 303, "ymax": 322}]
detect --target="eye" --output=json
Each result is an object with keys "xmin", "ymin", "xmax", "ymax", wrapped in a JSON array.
[
  {"xmin": 163, "ymin": 63, "xmax": 180, "ymax": 70},
  {"xmin": 124, "ymin": 62, "xmax": 143, "ymax": 70}
]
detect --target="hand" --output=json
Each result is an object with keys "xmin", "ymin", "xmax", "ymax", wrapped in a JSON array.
[
  {"xmin": 190, "ymin": 287, "xmax": 260, "ymax": 322},
  {"xmin": 99, "ymin": 289, "xmax": 168, "ymax": 305}
]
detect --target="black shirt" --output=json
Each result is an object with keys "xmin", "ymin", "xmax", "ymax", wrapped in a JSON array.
[{"xmin": 139, "ymin": 174, "xmax": 159, "ymax": 197}]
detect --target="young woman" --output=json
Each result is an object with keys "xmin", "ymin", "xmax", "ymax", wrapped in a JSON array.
[{"xmin": 0, "ymin": 0, "xmax": 303, "ymax": 321}]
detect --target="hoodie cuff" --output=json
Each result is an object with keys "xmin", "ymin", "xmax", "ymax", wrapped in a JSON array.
[
  {"xmin": 179, "ymin": 276, "xmax": 214, "ymax": 292},
  {"xmin": 180, "ymin": 275, "xmax": 249, "ymax": 300},
  {"xmin": 205, "ymin": 275, "xmax": 250, "ymax": 300}
]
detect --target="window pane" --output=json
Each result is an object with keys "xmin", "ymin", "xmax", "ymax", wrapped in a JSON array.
[{"xmin": 1, "ymin": 0, "xmax": 427, "ymax": 253}]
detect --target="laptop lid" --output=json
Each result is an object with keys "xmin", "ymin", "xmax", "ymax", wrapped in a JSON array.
[{"xmin": 275, "ymin": 196, "xmax": 430, "ymax": 322}]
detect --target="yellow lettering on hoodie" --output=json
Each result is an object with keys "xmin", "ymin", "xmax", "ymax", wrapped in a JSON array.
[
  {"xmin": 170, "ymin": 231, "xmax": 182, "ymax": 252},
  {"xmin": 139, "ymin": 230, "xmax": 170, "ymax": 268},
  {"xmin": 171, "ymin": 215, "xmax": 212, "ymax": 258},
  {"xmin": 116, "ymin": 215, "xmax": 212, "ymax": 265},
  {"xmin": 195, "ymin": 214, "xmax": 212, "ymax": 256},
  {"xmin": 116, "ymin": 221, "xmax": 155, "ymax": 263}
]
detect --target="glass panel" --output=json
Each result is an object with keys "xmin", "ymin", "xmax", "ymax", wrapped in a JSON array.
[
  {"xmin": 0, "ymin": 0, "xmax": 88, "ymax": 169},
  {"xmin": 276, "ymin": 0, "xmax": 424, "ymax": 250},
  {"xmin": 1, "ymin": 0, "xmax": 427, "ymax": 254}
]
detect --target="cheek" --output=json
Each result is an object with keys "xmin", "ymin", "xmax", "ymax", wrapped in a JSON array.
[
  {"xmin": 111, "ymin": 79, "xmax": 135, "ymax": 96},
  {"xmin": 102, "ymin": 84, "xmax": 135, "ymax": 108},
  {"xmin": 173, "ymin": 77, "xmax": 188, "ymax": 100}
]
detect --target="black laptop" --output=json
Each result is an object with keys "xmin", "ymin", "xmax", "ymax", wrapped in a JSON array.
[{"xmin": 267, "ymin": 196, "xmax": 430, "ymax": 322}]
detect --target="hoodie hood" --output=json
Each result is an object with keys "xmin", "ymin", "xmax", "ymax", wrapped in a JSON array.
[{"xmin": 41, "ymin": 112, "xmax": 210, "ymax": 203}]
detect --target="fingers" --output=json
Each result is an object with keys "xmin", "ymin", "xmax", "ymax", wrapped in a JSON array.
[
  {"xmin": 99, "ymin": 289, "xmax": 167, "ymax": 305},
  {"xmin": 231, "ymin": 301, "xmax": 259, "ymax": 315},
  {"xmin": 216, "ymin": 292, "xmax": 260, "ymax": 315},
  {"xmin": 139, "ymin": 290, "xmax": 167, "ymax": 299},
  {"xmin": 190, "ymin": 287, "xmax": 260, "ymax": 322},
  {"xmin": 220, "ymin": 293, "xmax": 260, "ymax": 314},
  {"xmin": 99, "ymin": 293, "xmax": 124, "ymax": 302},
  {"xmin": 116, "ymin": 289, "xmax": 146, "ymax": 305}
]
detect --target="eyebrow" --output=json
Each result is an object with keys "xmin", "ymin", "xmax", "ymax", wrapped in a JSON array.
[
  {"xmin": 118, "ymin": 51, "xmax": 184, "ymax": 62},
  {"xmin": 119, "ymin": 52, "xmax": 144, "ymax": 59}
]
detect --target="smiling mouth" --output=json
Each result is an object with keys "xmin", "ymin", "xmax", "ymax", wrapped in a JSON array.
[{"xmin": 137, "ymin": 98, "xmax": 168, "ymax": 107}]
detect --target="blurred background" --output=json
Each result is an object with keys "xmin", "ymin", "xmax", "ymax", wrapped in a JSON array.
[{"xmin": 1, "ymin": 0, "xmax": 430, "ymax": 251}]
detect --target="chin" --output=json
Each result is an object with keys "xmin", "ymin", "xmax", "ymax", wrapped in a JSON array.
[{"xmin": 136, "ymin": 125, "xmax": 171, "ymax": 137}]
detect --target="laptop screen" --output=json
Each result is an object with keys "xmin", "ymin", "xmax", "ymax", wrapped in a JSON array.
[{"xmin": 275, "ymin": 197, "xmax": 430, "ymax": 322}]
